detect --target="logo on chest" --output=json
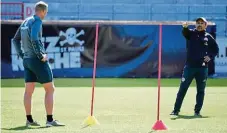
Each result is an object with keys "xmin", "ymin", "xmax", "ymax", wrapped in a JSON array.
[{"xmin": 204, "ymin": 37, "xmax": 208, "ymax": 45}]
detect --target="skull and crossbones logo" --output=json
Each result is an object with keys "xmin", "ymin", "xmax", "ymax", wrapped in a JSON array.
[{"xmin": 59, "ymin": 28, "xmax": 85, "ymax": 46}]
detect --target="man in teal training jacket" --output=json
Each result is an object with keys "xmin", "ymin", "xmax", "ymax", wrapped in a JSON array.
[{"xmin": 13, "ymin": 1, "xmax": 65, "ymax": 127}]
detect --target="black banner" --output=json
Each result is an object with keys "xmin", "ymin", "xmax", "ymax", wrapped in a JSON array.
[{"xmin": 1, "ymin": 22, "xmax": 216, "ymax": 78}]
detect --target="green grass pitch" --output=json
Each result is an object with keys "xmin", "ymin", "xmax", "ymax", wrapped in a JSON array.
[{"xmin": 1, "ymin": 78, "xmax": 227, "ymax": 133}]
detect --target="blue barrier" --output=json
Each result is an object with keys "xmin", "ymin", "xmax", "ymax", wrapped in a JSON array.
[{"xmin": 1, "ymin": 21, "xmax": 217, "ymax": 78}]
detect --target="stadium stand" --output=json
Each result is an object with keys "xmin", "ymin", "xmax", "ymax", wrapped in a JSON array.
[{"xmin": 1, "ymin": 0, "xmax": 227, "ymax": 36}]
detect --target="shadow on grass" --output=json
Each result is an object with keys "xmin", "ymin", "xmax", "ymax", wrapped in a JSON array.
[
  {"xmin": 170, "ymin": 114, "xmax": 210, "ymax": 120},
  {"xmin": 80, "ymin": 125, "xmax": 90, "ymax": 129},
  {"xmin": 2, "ymin": 126, "xmax": 49, "ymax": 131}
]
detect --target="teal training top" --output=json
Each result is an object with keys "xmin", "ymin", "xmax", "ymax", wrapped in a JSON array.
[{"xmin": 13, "ymin": 15, "xmax": 46, "ymax": 60}]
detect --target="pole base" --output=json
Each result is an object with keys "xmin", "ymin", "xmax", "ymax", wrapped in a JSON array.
[
  {"xmin": 82, "ymin": 115, "xmax": 100, "ymax": 127},
  {"xmin": 152, "ymin": 120, "xmax": 167, "ymax": 130}
]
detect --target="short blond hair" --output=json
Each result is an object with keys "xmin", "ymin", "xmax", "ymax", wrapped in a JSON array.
[{"xmin": 35, "ymin": 1, "xmax": 48, "ymax": 12}]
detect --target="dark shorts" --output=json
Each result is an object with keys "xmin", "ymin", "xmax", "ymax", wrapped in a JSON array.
[{"xmin": 23, "ymin": 58, "xmax": 53, "ymax": 84}]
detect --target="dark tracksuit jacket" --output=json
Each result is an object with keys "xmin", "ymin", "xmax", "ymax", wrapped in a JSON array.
[
  {"xmin": 173, "ymin": 27, "xmax": 219, "ymax": 113},
  {"xmin": 183, "ymin": 27, "xmax": 219, "ymax": 68}
]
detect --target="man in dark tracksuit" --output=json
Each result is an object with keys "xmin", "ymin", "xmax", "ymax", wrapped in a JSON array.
[
  {"xmin": 170, "ymin": 17, "xmax": 219, "ymax": 116},
  {"xmin": 13, "ymin": 1, "xmax": 64, "ymax": 127}
]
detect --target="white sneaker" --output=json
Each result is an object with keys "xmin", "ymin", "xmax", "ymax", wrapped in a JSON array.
[
  {"xmin": 46, "ymin": 120, "xmax": 65, "ymax": 127},
  {"xmin": 26, "ymin": 120, "xmax": 41, "ymax": 127}
]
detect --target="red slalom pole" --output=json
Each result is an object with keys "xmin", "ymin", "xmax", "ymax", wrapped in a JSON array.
[
  {"xmin": 157, "ymin": 23, "xmax": 162, "ymax": 121},
  {"xmin": 82, "ymin": 23, "xmax": 100, "ymax": 126},
  {"xmin": 91, "ymin": 23, "xmax": 99, "ymax": 116},
  {"xmin": 152, "ymin": 24, "xmax": 167, "ymax": 131}
]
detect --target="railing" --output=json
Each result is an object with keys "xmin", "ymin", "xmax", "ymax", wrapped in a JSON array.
[{"xmin": 1, "ymin": 2, "xmax": 24, "ymax": 20}]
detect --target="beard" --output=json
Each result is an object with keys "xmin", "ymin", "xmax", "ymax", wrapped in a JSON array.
[{"xmin": 196, "ymin": 26, "xmax": 203, "ymax": 31}]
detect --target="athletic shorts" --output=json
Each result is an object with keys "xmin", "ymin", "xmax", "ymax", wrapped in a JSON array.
[{"xmin": 23, "ymin": 58, "xmax": 53, "ymax": 84}]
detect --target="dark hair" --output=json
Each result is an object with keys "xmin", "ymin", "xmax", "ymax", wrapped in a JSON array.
[{"xmin": 35, "ymin": 1, "xmax": 48, "ymax": 12}]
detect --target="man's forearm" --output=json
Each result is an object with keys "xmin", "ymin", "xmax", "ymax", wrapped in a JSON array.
[
  {"xmin": 13, "ymin": 39, "xmax": 24, "ymax": 58},
  {"xmin": 208, "ymin": 37, "xmax": 219, "ymax": 60},
  {"xmin": 31, "ymin": 40, "xmax": 45, "ymax": 60},
  {"xmin": 182, "ymin": 27, "xmax": 190, "ymax": 38},
  {"xmin": 208, "ymin": 52, "xmax": 218, "ymax": 60}
]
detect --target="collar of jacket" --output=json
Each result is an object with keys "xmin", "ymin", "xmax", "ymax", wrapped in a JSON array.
[
  {"xmin": 33, "ymin": 15, "xmax": 41, "ymax": 21},
  {"xmin": 194, "ymin": 28, "xmax": 206, "ymax": 34}
]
